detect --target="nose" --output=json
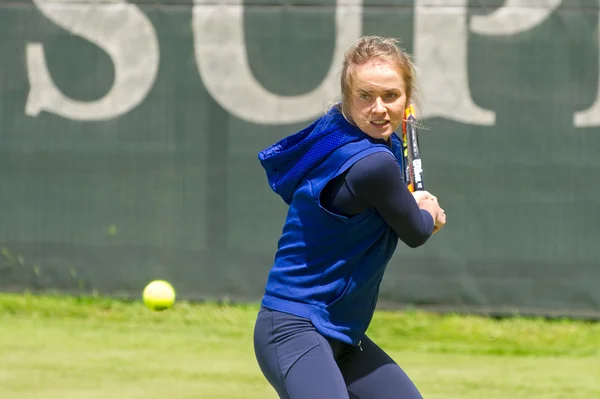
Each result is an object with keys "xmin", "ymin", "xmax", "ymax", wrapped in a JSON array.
[{"xmin": 372, "ymin": 97, "xmax": 386, "ymax": 114}]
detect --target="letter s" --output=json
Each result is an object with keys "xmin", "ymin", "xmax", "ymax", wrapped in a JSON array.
[{"xmin": 26, "ymin": 0, "xmax": 159, "ymax": 121}]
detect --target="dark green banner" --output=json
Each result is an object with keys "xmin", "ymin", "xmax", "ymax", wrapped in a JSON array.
[{"xmin": 1, "ymin": 0, "xmax": 599, "ymax": 318}]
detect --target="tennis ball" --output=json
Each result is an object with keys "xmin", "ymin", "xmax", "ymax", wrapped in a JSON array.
[{"xmin": 142, "ymin": 280, "xmax": 176, "ymax": 311}]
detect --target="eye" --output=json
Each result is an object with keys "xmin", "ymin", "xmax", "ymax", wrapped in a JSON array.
[
  {"xmin": 359, "ymin": 92, "xmax": 370, "ymax": 100},
  {"xmin": 385, "ymin": 92, "xmax": 398, "ymax": 99}
]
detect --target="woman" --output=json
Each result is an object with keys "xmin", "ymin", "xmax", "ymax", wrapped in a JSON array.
[{"xmin": 254, "ymin": 35, "xmax": 446, "ymax": 399}]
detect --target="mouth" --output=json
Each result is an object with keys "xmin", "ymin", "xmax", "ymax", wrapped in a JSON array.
[{"xmin": 369, "ymin": 120, "xmax": 390, "ymax": 129}]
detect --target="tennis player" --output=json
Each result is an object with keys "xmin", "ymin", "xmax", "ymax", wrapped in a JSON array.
[{"xmin": 254, "ymin": 35, "xmax": 446, "ymax": 399}]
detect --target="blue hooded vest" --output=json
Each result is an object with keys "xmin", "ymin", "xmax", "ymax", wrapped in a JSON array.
[{"xmin": 258, "ymin": 106, "xmax": 406, "ymax": 345}]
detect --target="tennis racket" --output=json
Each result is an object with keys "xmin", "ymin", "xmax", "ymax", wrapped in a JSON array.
[{"xmin": 402, "ymin": 104, "xmax": 424, "ymax": 192}]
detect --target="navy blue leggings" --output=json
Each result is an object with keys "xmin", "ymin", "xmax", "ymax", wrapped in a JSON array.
[{"xmin": 253, "ymin": 306, "xmax": 423, "ymax": 399}]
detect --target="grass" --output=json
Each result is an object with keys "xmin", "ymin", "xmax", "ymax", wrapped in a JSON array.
[{"xmin": 0, "ymin": 293, "xmax": 599, "ymax": 399}]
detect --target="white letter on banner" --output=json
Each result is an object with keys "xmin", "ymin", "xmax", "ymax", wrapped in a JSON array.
[
  {"xmin": 573, "ymin": 1, "xmax": 600, "ymax": 127},
  {"xmin": 26, "ymin": 0, "xmax": 159, "ymax": 121},
  {"xmin": 470, "ymin": 0, "xmax": 562, "ymax": 36},
  {"xmin": 192, "ymin": 0, "xmax": 362, "ymax": 125},
  {"xmin": 414, "ymin": 0, "xmax": 495, "ymax": 125}
]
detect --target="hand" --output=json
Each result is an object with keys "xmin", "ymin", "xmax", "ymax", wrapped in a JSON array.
[
  {"xmin": 415, "ymin": 194, "xmax": 446, "ymax": 234},
  {"xmin": 432, "ymin": 206, "xmax": 446, "ymax": 234},
  {"xmin": 412, "ymin": 190, "xmax": 436, "ymax": 205}
]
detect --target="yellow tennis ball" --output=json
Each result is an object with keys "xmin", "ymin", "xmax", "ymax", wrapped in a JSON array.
[{"xmin": 143, "ymin": 280, "xmax": 176, "ymax": 311}]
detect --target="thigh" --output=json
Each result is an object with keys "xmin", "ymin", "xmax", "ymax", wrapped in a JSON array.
[
  {"xmin": 284, "ymin": 332, "xmax": 350, "ymax": 399},
  {"xmin": 338, "ymin": 335, "xmax": 423, "ymax": 399},
  {"xmin": 253, "ymin": 307, "xmax": 350, "ymax": 399}
]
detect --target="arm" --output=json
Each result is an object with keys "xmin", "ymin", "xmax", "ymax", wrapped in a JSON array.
[{"xmin": 346, "ymin": 151, "xmax": 436, "ymax": 248}]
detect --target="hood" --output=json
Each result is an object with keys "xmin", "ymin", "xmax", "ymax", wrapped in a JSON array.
[{"xmin": 258, "ymin": 106, "xmax": 366, "ymax": 205}]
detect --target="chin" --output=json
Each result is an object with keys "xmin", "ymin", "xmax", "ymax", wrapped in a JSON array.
[
  {"xmin": 362, "ymin": 129, "xmax": 391, "ymax": 141},
  {"xmin": 376, "ymin": 130, "xmax": 394, "ymax": 140}
]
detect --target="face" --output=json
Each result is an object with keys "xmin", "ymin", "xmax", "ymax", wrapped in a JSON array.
[{"xmin": 347, "ymin": 60, "xmax": 407, "ymax": 140}]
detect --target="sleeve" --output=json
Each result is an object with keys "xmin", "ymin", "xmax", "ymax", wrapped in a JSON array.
[{"xmin": 345, "ymin": 151, "xmax": 435, "ymax": 248}]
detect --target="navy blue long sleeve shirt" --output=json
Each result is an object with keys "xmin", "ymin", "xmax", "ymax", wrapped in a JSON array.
[{"xmin": 321, "ymin": 151, "xmax": 435, "ymax": 248}]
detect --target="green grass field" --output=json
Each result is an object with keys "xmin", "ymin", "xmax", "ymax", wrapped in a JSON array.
[{"xmin": 0, "ymin": 293, "xmax": 598, "ymax": 399}]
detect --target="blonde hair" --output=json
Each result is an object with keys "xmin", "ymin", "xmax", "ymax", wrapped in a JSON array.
[{"xmin": 338, "ymin": 35, "xmax": 420, "ymax": 124}]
